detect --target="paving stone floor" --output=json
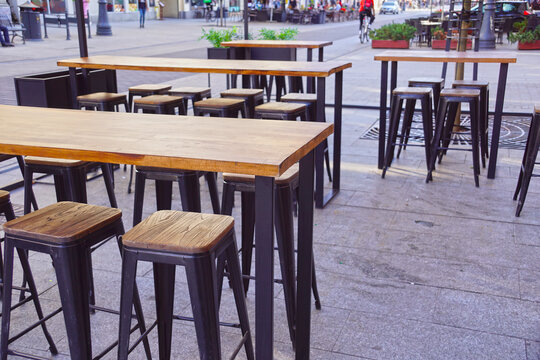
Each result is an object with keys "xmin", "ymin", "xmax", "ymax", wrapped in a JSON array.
[{"xmin": 0, "ymin": 12, "xmax": 539, "ymax": 360}]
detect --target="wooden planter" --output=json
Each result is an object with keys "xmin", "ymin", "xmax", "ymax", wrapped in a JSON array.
[
  {"xmin": 431, "ymin": 39, "xmax": 472, "ymax": 50},
  {"xmin": 371, "ymin": 40, "xmax": 410, "ymax": 49},
  {"xmin": 14, "ymin": 69, "xmax": 114, "ymax": 109},
  {"xmin": 518, "ymin": 40, "xmax": 540, "ymax": 50}
]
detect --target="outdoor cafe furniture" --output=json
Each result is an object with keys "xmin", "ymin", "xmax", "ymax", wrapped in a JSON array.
[
  {"xmin": 1, "ymin": 202, "xmax": 152, "ymax": 359},
  {"xmin": 381, "ymin": 87, "xmax": 433, "ymax": 179},
  {"xmin": 513, "ymin": 104, "xmax": 540, "ymax": 217},
  {"xmin": 193, "ymin": 97, "xmax": 247, "ymax": 118},
  {"xmin": 128, "ymin": 83, "xmax": 172, "ymax": 112},
  {"xmin": 77, "ymin": 91, "xmax": 129, "ymax": 112},
  {"xmin": 117, "ymin": 210, "xmax": 254, "ymax": 359},
  {"xmin": 220, "ymin": 88, "xmax": 264, "ymax": 118},
  {"xmin": 374, "ymin": 50, "xmax": 517, "ymax": 179},
  {"xmin": 57, "ymin": 55, "xmax": 351, "ymax": 209},
  {"xmin": 133, "ymin": 94, "xmax": 187, "ymax": 115},
  {"xmin": 168, "ymin": 87, "xmax": 212, "ymax": 110},
  {"xmin": 427, "ymin": 88, "xmax": 482, "ymax": 186},
  {"xmin": 0, "ymin": 104, "xmax": 332, "ymax": 360},
  {"xmin": 408, "ymin": 77, "xmax": 445, "ymax": 113}
]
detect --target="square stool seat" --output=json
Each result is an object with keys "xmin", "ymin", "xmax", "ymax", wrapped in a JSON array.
[
  {"xmin": 223, "ymin": 164, "xmax": 299, "ymax": 185},
  {"xmin": 220, "ymin": 88, "xmax": 263, "ymax": 97},
  {"xmin": 408, "ymin": 77, "xmax": 445, "ymax": 85},
  {"xmin": 128, "ymin": 84, "xmax": 172, "ymax": 94},
  {"xmin": 280, "ymin": 93, "xmax": 317, "ymax": 103},
  {"xmin": 122, "ymin": 210, "xmax": 234, "ymax": 254},
  {"xmin": 194, "ymin": 98, "xmax": 244, "ymax": 109},
  {"xmin": 24, "ymin": 156, "xmax": 87, "ymax": 167},
  {"xmin": 452, "ymin": 80, "xmax": 489, "ymax": 87},
  {"xmin": 3, "ymin": 202, "xmax": 121, "ymax": 244},
  {"xmin": 441, "ymin": 88, "xmax": 480, "ymax": 98},
  {"xmin": 0, "ymin": 190, "xmax": 10, "ymax": 204},
  {"xmin": 169, "ymin": 87, "xmax": 211, "ymax": 98},
  {"xmin": 77, "ymin": 92, "xmax": 126, "ymax": 103},
  {"xmin": 134, "ymin": 95, "xmax": 184, "ymax": 106},
  {"xmin": 255, "ymin": 102, "xmax": 306, "ymax": 114},
  {"xmin": 392, "ymin": 87, "xmax": 432, "ymax": 96}
]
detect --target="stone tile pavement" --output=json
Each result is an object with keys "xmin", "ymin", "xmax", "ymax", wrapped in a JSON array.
[{"xmin": 0, "ymin": 12, "xmax": 539, "ymax": 360}]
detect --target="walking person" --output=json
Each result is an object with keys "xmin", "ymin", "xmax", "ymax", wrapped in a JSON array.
[{"xmin": 138, "ymin": 0, "xmax": 147, "ymax": 28}]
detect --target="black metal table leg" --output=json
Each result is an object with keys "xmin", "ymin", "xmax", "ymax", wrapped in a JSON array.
[
  {"xmin": 254, "ymin": 176, "xmax": 275, "ymax": 359},
  {"xmin": 314, "ymin": 77, "xmax": 326, "ymax": 209},
  {"xmin": 390, "ymin": 61, "xmax": 398, "ymax": 92},
  {"xmin": 378, "ymin": 60, "xmax": 389, "ymax": 169},
  {"xmin": 295, "ymin": 149, "xmax": 315, "ymax": 360},
  {"xmin": 307, "ymin": 49, "xmax": 315, "ymax": 94},
  {"xmin": 69, "ymin": 67, "xmax": 78, "ymax": 109},
  {"xmin": 487, "ymin": 63, "xmax": 509, "ymax": 179}
]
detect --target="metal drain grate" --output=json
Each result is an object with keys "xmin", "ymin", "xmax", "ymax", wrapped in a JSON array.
[{"xmin": 360, "ymin": 114, "xmax": 530, "ymax": 149}]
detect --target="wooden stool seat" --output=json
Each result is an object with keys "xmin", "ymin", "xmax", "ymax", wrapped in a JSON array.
[
  {"xmin": 452, "ymin": 80, "xmax": 489, "ymax": 88},
  {"xmin": 221, "ymin": 88, "xmax": 263, "ymax": 97},
  {"xmin": 392, "ymin": 87, "xmax": 432, "ymax": 96},
  {"xmin": 0, "ymin": 190, "xmax": 9, "ymax": 204},
  {"xmin": 134, "ymin": 95, "xmax": 183, "ymax": 106},
  {"xmin": 194, "ymin": 98, "xmax": 244, "ymax": 109},
  {"xmin": 408, "ymin": 77, "xmax": 445, "ymax": 85},
  {"xmin": 123, "ymin": 210, "xmax": 234, "ymax": 254},
  {"xmin": 3, "ymin": 202, "xmax": 121, "ymax": 244},
  {"xmin": 25, "ymin": 156, "xmax": 87, "ymax": 167},
  {"xmin": 440, "ymin": 88, "xmax": 480, "ymax": 98},
  {"xmin": 280, "ymin": 93, "xmax": 317, "ymax": 103},
  {"xmin": 223, "ymin": 164, "xmax": 299, "ymax": 185},
  {"xmin": 128, "ymin": 84, "xmax": 172, "ymax": 94},
  {"xmin": 169, "ymin": 87, "xmax": 211, "ymax": 98},
  {"xmin": 535, "ymin": 104, "xmax": 540, "ymax": 114},
  {"xmin": 77, "ymin": 92, "xmax": 126, "ymax": 103},
  {"xmin": 77, "ymin": 92, "xmax": 129, "ymax": 112},
  {"xmin": 255, "ymin": 102, "xmax": 306, "ymax": 114}
]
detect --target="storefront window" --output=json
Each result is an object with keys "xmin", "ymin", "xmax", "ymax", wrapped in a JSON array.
[
  {"xmin": 114, "ymin": 0, "xmax": 125, "ymax": 11},
  {"xmin": 128, "ymin": 0, "xmax": 137, "ymax": 11}
]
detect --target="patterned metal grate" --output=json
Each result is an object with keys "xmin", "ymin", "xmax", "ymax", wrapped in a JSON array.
[{"xmin": 360, "ymin": 114, "xmax": 531, "ymax": 149}]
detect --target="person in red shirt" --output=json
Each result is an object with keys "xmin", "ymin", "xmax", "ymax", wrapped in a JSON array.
[{"xmin": 359, "ymin": 0, "xmax": 375, "ymax": 30}]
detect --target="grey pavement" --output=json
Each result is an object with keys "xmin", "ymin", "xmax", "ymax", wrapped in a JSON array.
[{"xmin": 0, "ymin": 12, "xmax": 540, "ymax": 360}]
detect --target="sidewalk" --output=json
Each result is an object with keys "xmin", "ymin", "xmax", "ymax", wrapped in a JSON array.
[{"xmin": 1, "ymin": 14, "xmax": 540, "ymax": 360}]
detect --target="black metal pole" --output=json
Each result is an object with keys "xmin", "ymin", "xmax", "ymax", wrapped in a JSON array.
[
  {"xmin": 243, "ymin": 0, "xmax": 248, "ymax": 39},
  {"xmin": 73, "ymin": 0, "xmax": 88, "ymax": 57}
]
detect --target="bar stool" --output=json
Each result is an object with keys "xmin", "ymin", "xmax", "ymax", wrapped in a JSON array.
[
  {"xmin": 452, "ymin": 80, "xmax": 490, "ymax": 167},
  {"xmin": 168, "ymin": 87, "xmax": 212, "ymax": 109},
  {"xmin": 77, "ymin": 92, "xmax": 129, "ymax": 112},
  {"xmin": 382, "ymin": 87, "xmax": 433, "ymax": 178},
  {"xmin": 408, "ymin": 77, "xmax": 445, "ymax": 113},
  {"xmin": 281, "ymin": 93, "xmax": 332, "ymax": 182},
  {"xmin": 427, "ymin": 88, "xmax": 481, "ymax": 186},
  {"xmin": 220, "ymin": 88, "xmax": 264, "ymax": 118},
  {"xmin": 118, "ymin": 210, "xmax": 254, "ymax": 360},
  {"xmin": 133, "ymin": 94, "xmax": 187, "ymax": 115},
  {"xmin": 132, "ymin": 166, "xmax": 221, "ymax": 226},
  {"xmin": 128, "ymin": 83, "xmax": 172, "ymax": 111},
  {"xmin": 194, "ymin": 98, "xmax": 246, "ymax": 118},
  {"xmin": 254, "ymin": 102, "xmax": 307, "ymax": 121},
  {"xmin": 221, "ymin": 164, "xmax": 321, "ymax": 346},
  {"xmin": 1, "ymin": 202, "xmax": 151, "ymax": 360},
  {"xmin": 513, "ymin": 104, "xmax": 540, "ymax": 217},
  {"xmin": 23, "ymin": 157, "xmax": 117, "ymax": 214}
]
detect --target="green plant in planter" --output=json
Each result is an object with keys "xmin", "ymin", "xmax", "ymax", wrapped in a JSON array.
[
  {"xmin": 431, "ymin": 26, "xmax": 446, "ymax": 40},
  {"xmin": 369, "ymin": 23, "xmax": 416, "ymax": 41},
  {"xmin": 200, "ymin": 26, "xmax": 239, "ymax": 48},
  {"xmin": 508, "ymin": 19, "xmax": 540, "ymax": 44},
  {"xmin": 258, "ymin": 27, "xmax": 298, "ymax": 40}
]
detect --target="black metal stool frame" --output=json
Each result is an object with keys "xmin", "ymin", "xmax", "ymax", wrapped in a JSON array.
[
  {"xmin": 133, "ymin": 169, "xmax": 221, "ymax": 226},
  {"xmin": 382, "ymin": 90, "xmax": 433, "ymax": 178},
  {"xmin": 513, "ymin": 111, "xmax": 540, "ymax": 217},
  {"xmin": 128, "ymin": 87, "xmax": 171, "ymax": 112},
  {"xmin": 118, "ymin": 229, "xmax": 255, "ymax": 360},
  {"xmin": 0, "ymin": 218, "xmax": 152, "ymax": 360},
  {"xmin": 428, "ymin": 93, "xmax": 481, "ymax": 186}
]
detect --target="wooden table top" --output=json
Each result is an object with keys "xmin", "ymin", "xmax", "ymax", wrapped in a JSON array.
[
  {"xmin": 57, "ymin": 55, "xmax": 351, "ymax": 77},
  {"xmin": 0, "ymin": 105, "xmax": 333, "ymax": 177},
  {"xmin": 374, "ymin": 50, "xmax": 517, "ymax": 63},
  {"xmin": 221, "ymin": 40, "xmax": 333, "ymax": 48}
]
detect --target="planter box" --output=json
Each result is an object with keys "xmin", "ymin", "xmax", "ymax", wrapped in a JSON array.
[
  {"xmin": 518, "ymin": 40, "xmax": 540, "ymax": 50},
  {"xmin": 250, "ymin": 47, "xmax": 296, "ymax": 61},
  {"xmin": 207, "ymin": 47, "xmax": 244, "ymax": 60},
  {"xmin": 371, "ymin": 40, "xmax": 410, "ymax": 49},
  {"xmin": 14, "ymin": 69, "xmax": 115, "ymax": 109},
  {"xmin": 431, "ymin": 39, "xmax": 472, "ymax": 50}
]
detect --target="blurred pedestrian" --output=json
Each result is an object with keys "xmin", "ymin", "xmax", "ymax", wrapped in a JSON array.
[
  {"xmin": 138, "ymin": 0, "xmax": 147, "ymax": 28},
  {"xmin": 0, "ymin": 25, "xmax": 13, "ymax": 47}
]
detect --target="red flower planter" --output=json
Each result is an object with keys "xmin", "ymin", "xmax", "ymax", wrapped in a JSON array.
[
  {"xmin": 371, "ymin": 40, "xmax": 410, "ymax": 49},
  {"xmin": 431, "ymin": 39, "xmax": 472, "ymax": 50},
  {"xmin": 518, "ymin": 40, "xmax": 540, "ymax": 50}
]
